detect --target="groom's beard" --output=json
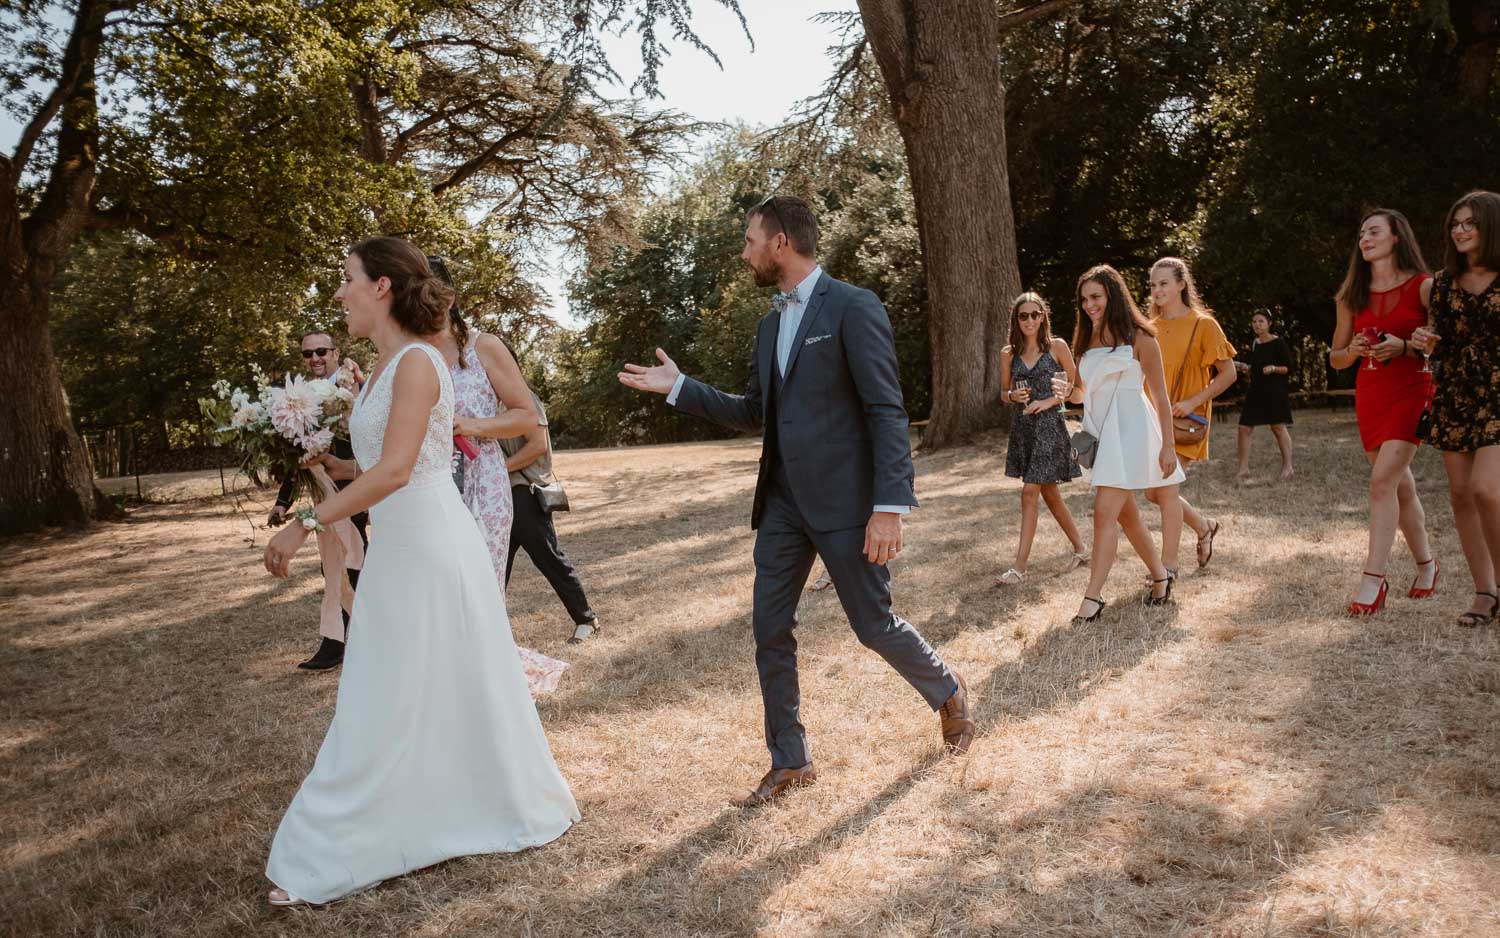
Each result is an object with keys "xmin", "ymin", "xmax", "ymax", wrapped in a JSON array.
[{"xmin": 749, "ymin": 257, "xmax": 779, "ymax": 288}]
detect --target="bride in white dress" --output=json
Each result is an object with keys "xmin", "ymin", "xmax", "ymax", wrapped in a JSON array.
[
  {"xmin": 1055, "ymin": 264, "xmax": 1184, "ymax": 623},
  {"xmin": 260, "ymin": 238, "xmax": 579, "ymax": 907}
]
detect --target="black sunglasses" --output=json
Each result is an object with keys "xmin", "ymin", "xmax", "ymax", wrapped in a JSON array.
[
  {"xmin": 302, "ymin": 347, "xmax": 335, "ymax": 359},
  {"xmin": 756, "ymin": 195, "xmax": 787, "ymax": 241},
  {"xmin": 426, "ymin": 254, "xmax": 455, "ymax": 284}
]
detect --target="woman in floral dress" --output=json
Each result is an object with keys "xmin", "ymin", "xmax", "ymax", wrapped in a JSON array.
[
  {"xmin": 1414, "ymin": 190, "xmax": 1500, "ymax": 627},
  {"xmin": 430, "ymin": 262, "xmax": 570, "ymax": 692},
  {"xmin": 995, "ymin": 291, "xmax": 1087, "ymax": 585}
]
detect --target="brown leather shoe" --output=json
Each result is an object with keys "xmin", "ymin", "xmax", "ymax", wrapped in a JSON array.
[
  {"xmin": 939, "ymin": 673, "xmax": 974, "ymax": 755},
  {"xmin": 732, "ymin": 763, "xmax": 817, "ymax": 808}
]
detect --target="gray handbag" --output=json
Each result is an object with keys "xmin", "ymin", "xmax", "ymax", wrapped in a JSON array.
[{"xmin": 1069, "ymin": 371, "xmax": 1123, "ymax": 470}]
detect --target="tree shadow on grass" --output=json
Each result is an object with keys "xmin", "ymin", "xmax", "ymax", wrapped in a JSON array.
[{"xmin": 797, "ymin": 547, "xmax": 1500, "ymax": 936}]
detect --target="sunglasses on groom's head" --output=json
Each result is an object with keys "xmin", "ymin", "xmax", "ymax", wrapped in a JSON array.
[{"xmin": 756, "ymin": 195, "xmax": 787, "ymax": 239}]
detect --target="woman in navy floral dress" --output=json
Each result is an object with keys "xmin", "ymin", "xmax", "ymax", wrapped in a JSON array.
[{"xmin": 997, "ymin": 293, "xmax": 1088, "ymax": 585}]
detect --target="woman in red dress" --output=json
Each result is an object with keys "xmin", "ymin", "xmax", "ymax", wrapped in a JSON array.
[{"xmin": 1329, "ymin": 208, "xmax": 1439, "ymax": 616}]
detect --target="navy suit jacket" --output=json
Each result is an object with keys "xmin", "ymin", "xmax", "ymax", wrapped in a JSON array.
[{"xmin": 673, "ymin": 272, "xmax": 917, "ymax": 532}]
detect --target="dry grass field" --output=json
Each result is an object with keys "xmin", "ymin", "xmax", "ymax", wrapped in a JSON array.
[{"xmin": 3, "ymin": 410, "xmax": 1498, "ymax": 937}]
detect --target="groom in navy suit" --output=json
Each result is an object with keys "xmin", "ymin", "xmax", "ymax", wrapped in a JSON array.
[{"xmin": 619, "ymin": 196, "xmax": 973, "ymax": 806}]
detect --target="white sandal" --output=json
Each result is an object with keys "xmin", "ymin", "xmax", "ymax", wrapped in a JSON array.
[
  {"xmin": 808, "ymin": 573, "xmax": 833, "ymax": 592},
  {"xmin": 567, "ymin": 620, "xmax": 601, "ymax": 644},
  {"xmin": 1062, "ymin": 551, "xmax": 1089, "ymax": 573},
  {"xmin": 269, "ymin": 879, "xmax": 381, "ymax": 908},
  {"xmin": 268, "ymin": 889, "xmax": 316, "ymax": 908},
  {"xmin": 995, "ymin": 567, "xmax": 1025, "ymax": 586}
]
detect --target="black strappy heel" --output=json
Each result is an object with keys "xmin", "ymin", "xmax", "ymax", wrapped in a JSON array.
[
  {"xmin": 1458, "ymin": 591, "xmax": 1499, "ymax": 628},
  {"xmin": 1145, "ymin": 574, "xmax": 1175, "ymax": 607},
  {"xmin": 1074, "ymin": 596, "xmax": 1107, "ymax": 623}
]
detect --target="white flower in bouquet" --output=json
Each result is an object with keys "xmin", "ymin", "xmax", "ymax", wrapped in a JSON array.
[
  {"xmin": 334, "ymin": 363, "xmax": 359, "ymax": 391},
  {"xmin": 299, "ymin": 427, "xmax": 336, "ymax": 456},
  {"xmin": 306, "ymin": 378, "xmax": 336, "ymax": 400},
  {"xmin": 230, "ymin": 401, "xmax": 264, "ymax": 429},
  {"xmin": 213, "ymin": 379, "xmax": 233, "ymax": 399},
  {"xmin": 334, "ymin": 386, "xmax": 355, "ymax": 404}
]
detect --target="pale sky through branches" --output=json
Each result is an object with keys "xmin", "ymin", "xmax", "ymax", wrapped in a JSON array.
[
  {"xmin": 0, "ymin": 1, "xmax": 860, "ymax": 326},
  {"xmin": 546, "ymin": 0, "xmax": 859, "ymax": 323}
]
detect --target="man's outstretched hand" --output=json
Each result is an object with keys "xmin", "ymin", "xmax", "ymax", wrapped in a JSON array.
[{"xmin": 618, "ymin": 348, "xmax": 682, "ymax": 395}]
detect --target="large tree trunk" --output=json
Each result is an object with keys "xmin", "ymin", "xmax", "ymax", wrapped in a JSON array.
[
  {"xmin": 0, "ymin": 260, "xmax": 98, "ymax": 533},
  {"xmin": 858, "ymin": 0, "xmax": 1022, "ymax": 448},
  {"xmin": 0, "ymin": 0, "xmax": 112, "ymax": 534}
]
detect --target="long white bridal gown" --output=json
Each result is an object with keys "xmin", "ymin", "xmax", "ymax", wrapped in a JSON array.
[{"xmin": 266, "ymin": 342, "xmax": 579, "ymax": 904}]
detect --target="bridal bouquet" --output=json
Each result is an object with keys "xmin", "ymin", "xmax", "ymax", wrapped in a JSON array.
[{"xmin": 199, "ymin": 363, "xmax": 359, "ymax": 501}]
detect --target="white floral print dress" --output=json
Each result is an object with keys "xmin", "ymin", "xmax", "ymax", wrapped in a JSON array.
[{"xmin": 450, "ymin": 335, "xmax": 568, "ymax": 695}]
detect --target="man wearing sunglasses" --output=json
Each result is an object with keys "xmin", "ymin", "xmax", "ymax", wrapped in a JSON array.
[
  {"xmin": 619, "ymin": 195, "xmax": 972, "ymax": 807},
  {"xmin": 268, "ymin": 330, "xmax": 368, "ymax": 670}
]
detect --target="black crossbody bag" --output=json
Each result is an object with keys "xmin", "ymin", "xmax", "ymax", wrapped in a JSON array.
[
  {"xmin": 531, "ymin": 478, "xmax": 570, "ymax": 514},
  {"xmin": 1070, "ymin": 372, "xmax": 1124, "ymax": 471}
]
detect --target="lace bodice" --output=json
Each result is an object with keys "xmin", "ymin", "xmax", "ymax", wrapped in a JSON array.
[{"xmin": 350, "ymin": 342, "xmax": 455, "ymax": 486}]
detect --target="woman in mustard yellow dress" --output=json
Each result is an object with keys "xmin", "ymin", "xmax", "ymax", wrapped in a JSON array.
[{"xmin": 1144, "ymin": 257, "xmax": 1237, "ymax": 576}]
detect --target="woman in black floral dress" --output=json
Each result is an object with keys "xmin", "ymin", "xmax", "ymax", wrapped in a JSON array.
[
  {"xmin": 997, "ymin": 293, "xmax": 1088, "ymax": 585},
  {"xmin": 1414, "ymin": 190, "xmax": 1500, "ymax": 626}
]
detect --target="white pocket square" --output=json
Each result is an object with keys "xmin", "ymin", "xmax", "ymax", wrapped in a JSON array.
[{"xmin": 804, "ymin": 334, "xmax": 832, "ymax": 346}]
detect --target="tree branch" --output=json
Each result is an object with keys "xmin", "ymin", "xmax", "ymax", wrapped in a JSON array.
[
  {"xmin": 21, "ymin": 0, "xmax": 114, "ymax": 273},
  {"xmin": 996, "ymin": 0, "xmax": 1083, "ymax": 33},
  {"xmin": 432, "ymin": 126, "xmax": 539, "ymax": 195},
  {"xmin": 11, "ymin": 1, "xmax": 120, "ymax": 173}
]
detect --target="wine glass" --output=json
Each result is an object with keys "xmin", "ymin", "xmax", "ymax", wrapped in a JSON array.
[
  {"xmin": 1418, "ymin": 318, "xmax": 1433, "ymax": 375},
  {"xmin": 1361, "ymin": 326, "xmax": 1383, "ymax": 371}
]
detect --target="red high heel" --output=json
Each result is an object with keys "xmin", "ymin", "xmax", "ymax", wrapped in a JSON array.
[
  {"xmin": 1408, "ymin": 558, "xmax": 1438, "ymax": 599},
  {"xmin": 1347, "ymin": 572, "xmax": 1388, "ymax": 617}
]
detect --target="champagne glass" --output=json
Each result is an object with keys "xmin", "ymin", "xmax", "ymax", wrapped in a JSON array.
[
  {"xmin": 1418, "ymin": 318, "xmax": 1433, "ymax": 375},
  {"xmin": 1361, "ymin": 326, "xmax": 1383, "ymax": 371}
]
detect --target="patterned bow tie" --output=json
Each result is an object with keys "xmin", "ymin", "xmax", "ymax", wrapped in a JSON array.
[{"xmin": 771, "ymin": 287, "xmax": 801, "ymax": 314}]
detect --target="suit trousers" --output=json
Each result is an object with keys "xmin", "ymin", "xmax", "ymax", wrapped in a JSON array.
[
  {"xmin": 505, "ymin": 484, "xmax": 597, "ymax": 626},
  {"xmin": 752, "ymin": 472, "xmax": 957, "ymax": 769}
]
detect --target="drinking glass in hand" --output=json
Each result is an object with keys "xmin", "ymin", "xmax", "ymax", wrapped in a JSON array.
[{"xmin": 1361, "ymin": 327, "xmax": 1384, "ymax": 371}]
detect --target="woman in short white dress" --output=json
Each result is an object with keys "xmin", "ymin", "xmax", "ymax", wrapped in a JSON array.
[
  {"xmin": 1056, "ymin": 265, "xmax": 1185, "ymax": 622},
  {"xmin": 260, "ymin": 238, "xmax": 578, "ymax": 907}
]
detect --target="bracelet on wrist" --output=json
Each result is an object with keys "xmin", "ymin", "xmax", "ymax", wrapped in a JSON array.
[{"xmin": 295, "ymin": 507, "xmax": 326, "ymax": 534}]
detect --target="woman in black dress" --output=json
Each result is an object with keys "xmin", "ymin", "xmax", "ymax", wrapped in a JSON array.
[
  {"xmin": 1413, "ymin": 190, "xmax": 1500, "ymax": 626},
  {"xmin": 1235, "ymin": 309, "xmax": 1295, "ymax": 482},
  {"xmin": 997, "ymin": 292, "xmax": 1087, "ymax": 585}
]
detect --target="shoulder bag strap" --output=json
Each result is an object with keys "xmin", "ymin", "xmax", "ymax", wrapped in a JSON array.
[
  {"xmin": 1090, "ymin": 361, "xmax": 1126, "ymax": 436},
  {"xmin": 1169, "ymin": 318, "xmax": 1203, "ymax": 407}
]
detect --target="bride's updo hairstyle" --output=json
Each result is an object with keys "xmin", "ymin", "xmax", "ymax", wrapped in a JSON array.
[{"xmin": 349, "ymin": 237, "xmax": 455, "ymax": 336}]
